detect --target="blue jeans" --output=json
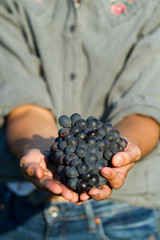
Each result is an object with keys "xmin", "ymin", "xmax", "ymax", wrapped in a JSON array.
[{"xmin": 0, "ymin": 184, "xmax": 160, "ymax": 240}]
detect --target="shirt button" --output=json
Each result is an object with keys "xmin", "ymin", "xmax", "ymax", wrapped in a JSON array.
[
  {"xmin": 70, "ymin": 24, "xmax": 76, "ymax": 32},
  {"xmin": 48, "ymin": 206, "xmax": 59, "ymax": 217},
  {"xmin": 70, "ymin": 73, "xmax": 76, "ymax": 80}
]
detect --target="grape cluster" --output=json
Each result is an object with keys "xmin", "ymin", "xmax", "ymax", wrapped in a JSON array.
[{"xmin": 48, "ymin": 113, "xmax": 127, "ymax": 193}]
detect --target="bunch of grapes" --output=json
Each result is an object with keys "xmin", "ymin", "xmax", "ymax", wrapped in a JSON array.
[{"xmin": 48, "ymin": 113, "xmax": 127, "ymax": 193}]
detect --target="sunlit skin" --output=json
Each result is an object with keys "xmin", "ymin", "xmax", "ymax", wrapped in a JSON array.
[{"xmin": 6, "ymin": 105, "xmax": 160, "ymax": 204}]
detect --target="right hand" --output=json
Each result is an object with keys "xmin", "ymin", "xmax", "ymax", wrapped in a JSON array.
[{"xmin": 20, "ymin": 148, "xmax": 90, "ymax": 204}]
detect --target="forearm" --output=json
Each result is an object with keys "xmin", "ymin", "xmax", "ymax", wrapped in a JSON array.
[
  {"xmin": 115, "ymin": 114, "xmax": 160, "ymax": 158},
  {"xmin": 6, "ymin": 104, "xmax": 58, "ymax": 158}
]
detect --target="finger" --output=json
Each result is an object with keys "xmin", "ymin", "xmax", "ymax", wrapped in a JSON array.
[
  {"xmin": 70, "ymin": 193, "xmax": 81, "ymax": 203},
  {"xmin": 112, "ymin": 144, "xmax": 141, "ymax": 167},
  {"xmin": 20, "ymin": 153, "xmax": 47, "ymax": 179},
  {"xmin": 61, "ymin": 184, "xmax": 79, "ymax": 202},
  {"xmin": 32, "ymin": 175, "xmax": 63, "ymax": 194},
  {"xmin": 79, "ymin": 192, "xmax": 90, "ymax": 202},
  {"xmin": 24, "ymin": 163, "xmax": 44, "ymax": 179},
  {"xmin": 89, "ymin": 185, "xmax": 112, "ymax": 201},
  {"xmin": 21, "ymin": 154, "xmax": 52, "ymax": 180},
  {"xmin": 101, "ymin": 163, "xmax": 134, "ymax": 189}
]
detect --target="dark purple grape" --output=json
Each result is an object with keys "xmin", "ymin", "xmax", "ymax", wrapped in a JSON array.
[
  {"xmin": 55, "ymin": 150, "xmax": 63, "ymax": 159},
  {"xmin": 116, "ymin": 137, "xmax": 122, "ymax": 143},
  {"xmin": 58, "ymin": 141, "xmax": 67, "ymax": 151},
  {"xmin": 105, "ymin": 133, "xmax": 116, "ymax": 142},
  {"xmin": 113, "ymin": 129, "xmax": 120, "ymax": 138},
  {"xmin": 57, "ymin": 153, "xmax": 66, "ymax": 165},
  {"xmin": 84, "ymin": 153, "xmax": 97, "ymax": 164},
  {"xmin": 65, "ymin": 166, "xmax": 79, "ymax": 178},
  {"xmin": 77, "ymin": 180, "xmax": 89, "ymax": 193},
  {"xmin": 66, "ymin": 136, "xmax": 78, "ymax": 146},
  {"xmin": 76, "ymin": 163, "xmax": 88, "ymax": 174},
  {"xmin": 84, "ymin": 127, "xmax": 92, "ymax": 134},
  {"xmin": 87, "ymin": 146, "xmax": 99, "ymax": 157},
  {"xmin": 57, "ymin": 164, "xmax": 65, "ymax": 173},
  {"xmin": 101, "ymin": 157, "xmax": 109, "ymax": 167},
  {"xmin": 75, "ymin": 119, "xmax": 87, "ymax": 130},
  {"xmin": 87, "ymin": 118, "xmax": 99, "ymax": 130},
  {"xmin": 70, "ymin": 113, "xmax": 82, "ymax": 126},
  {"xmin": 67, "ymin": 178, "xmax": 79, "ymax": 191},
  {"xmin": 103, "ymin": 122, "xmax": 113, "ymax": 134},
  {"xmin": 97, "ymin": 121, "xmax": 103, "ymax": 129},
  {"xmin": 119, "ymin": 146, "xmax": 125, "ymax": 151},
  {"xmin": 103, "ymin": 149, "xmax": 114, "ymax": 160},
  {"xmin": 63, "ymin": 153, "xmax": 78, "ymax": 165},
  {"xmin": 95, "ymin": 135, "xmax": 103, "ymax": 141},
  {"xmin": 96, "ymin": 127, "xmax": 105, "ymax": 137},
  {"xmin": 97, "ymin": 151, "xmax": 103, "ymax": 160},
  {"xmin": 97, "ymin": 139, "xmax": 109, "ymax": 151},
  {"xmin": 81, "ymin": 171, "xmax": 92, "ymax": 181},
  {"xmin": 97, "ymin": 174, "xmax": 108, "ymax": 187},
  {"xmin": 70, "ymin": 158, "xmax": 82, "ymax": 167},
  {"xmin": 59, "ymin": 168, "xmax": 68, "ymax": 182},
  {"xmin": 88, "ymin": 174, "xmax": 99, "ymax": 187},
  {"xmin": 77, "ymin": 141, "xmax": 88, "ymax": 150},
  {"xmin": 64, "ymin": 145, "xmax": 76, "ymax": 155},
  {"xmin": 120, "ymin": 138, "xmax": 128, "ymax": 149},
  {"xmin": 58, "ymin": 115, "xmax": 72, "ymax": 128},
  {"xmin": 58, "ymin": 128, "xmax": 70, "ymax": 137},
  {"xmin": 70, "ymin": 126, "xmax": 80, "ymax": 135},
  {"xmin": 50, "ymin": 142, "xmax": 58, "ymax": 153},
  {"xmin": 63, "ymin": 133, "xmax": 73, "ymax": 141},
  {"xmin": 95, "ymin": 160, "xmax": 106, "ymax": 171},
  {"xmin": 110, "ymin": 141, "xmax": 120, "ymax": 152},
  {"xmin": 86, "ymin": 130, "xmax": 97, "ymax": 138},
  {"xmin": 75, "ymin": 131, "xmax": 86, "ymax": 141},
  {"xmin": 86, "ymin": 137, "xmax": 96, "ymax": 146},
  {"xmin": 86, "ymin": 116, "xmax": 97, "ymax": 122},
  {"xmin": 85, "ymin": 162, "xmax": 96, "ymax": 172},
  {"xmin": 75, "ymin": 147, "xmax": 87, "ymax": 158}
]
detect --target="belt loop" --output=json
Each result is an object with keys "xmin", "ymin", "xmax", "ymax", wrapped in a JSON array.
[{"xmin": 83, "ymin": 200, "xmax": 96, "ymax": 233}]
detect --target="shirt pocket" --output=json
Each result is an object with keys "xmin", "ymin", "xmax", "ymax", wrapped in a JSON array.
[{"xmin": 100, "ymin": 0, "xmax": 150, "ymax": 28}]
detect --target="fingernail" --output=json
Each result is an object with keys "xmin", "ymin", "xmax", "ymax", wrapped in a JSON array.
[{"xmin": 114, "ymin": 156, "xmax": 123, "ymax": 166}]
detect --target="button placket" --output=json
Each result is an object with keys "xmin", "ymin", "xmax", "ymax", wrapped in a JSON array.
[{"xmin": 62, "ymin": 1, "xmax": 79, "ymax": 114}]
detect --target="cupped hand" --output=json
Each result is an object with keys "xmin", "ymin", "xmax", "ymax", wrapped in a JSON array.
[
  {"xmin": 20, "ymin": 140, "xmax": 141, "ymax": 204},
  {"xmin": 83, "ymin": 139, "xmax": 141, "ymax": 201},
  {"xmin": 20, "ymin": 149, "xmax": 89, "ymax": 204}
]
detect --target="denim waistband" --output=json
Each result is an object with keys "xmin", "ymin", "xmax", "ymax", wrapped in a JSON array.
[{"xmin": 1, "ymin": 183, "xmax": 160, "ymax": 240}]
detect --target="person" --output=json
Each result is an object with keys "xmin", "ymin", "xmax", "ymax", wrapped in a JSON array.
[{"xmin": 0, "ymin": 0, "xmax": 160, "ymax": 239}]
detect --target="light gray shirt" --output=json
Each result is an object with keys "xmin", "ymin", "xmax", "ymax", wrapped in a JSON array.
[{"xmin": 0, "ymin": 0, "xmax": 160, "ymax": 208}]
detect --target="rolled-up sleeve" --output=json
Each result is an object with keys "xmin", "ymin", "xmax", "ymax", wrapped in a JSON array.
[
  {"xmin": 107, "ymin": 23, "xmax": 160, "ymax": 126},
  {"xmin": 0, "ymin": 2, "xmax": 53, "ymax": 126}
]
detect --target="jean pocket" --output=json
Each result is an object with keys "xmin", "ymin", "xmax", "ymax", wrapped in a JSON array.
[{"xmin": 95, "ymin": 205, "xmax": 160, "ymax": 240}]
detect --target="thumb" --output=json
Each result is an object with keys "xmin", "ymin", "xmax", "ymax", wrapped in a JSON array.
[{"xmin": 23, "ymin": 163, "xmax": 44, "ymax": 180}]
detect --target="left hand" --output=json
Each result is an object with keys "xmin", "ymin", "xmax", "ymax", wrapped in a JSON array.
[{"xmin": 79, "ymin": 139, "xmax": 141, "ymax": 201}]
